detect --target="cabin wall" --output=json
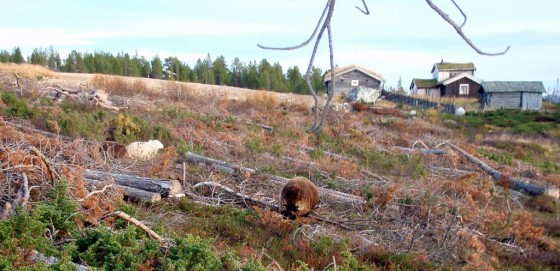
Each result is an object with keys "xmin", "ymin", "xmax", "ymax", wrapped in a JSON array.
[
  {"xmin": 442, "ymin": 78, "xmax": 480, "ymax": 98},
  {"xmin": 486, "ymin": 92, "xmax": 522, "ymax": 109},
  {"xmin": 521, "ymin": 92, "xmax": 543, "ymax": 110},
  {"xmin": 327, "ymin": 70, "xmax": 381, "ymax": 95}
]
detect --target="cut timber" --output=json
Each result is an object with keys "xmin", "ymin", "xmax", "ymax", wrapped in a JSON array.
[
  {"xmin": 86, "ymin": 178, "xmax": 162, "ymax": 202},
  {"xmin": 184, "ymin": 152, "xmax": 366, "ymax": 205},
  {"xmin": 444, "ymin": 141, "xmax": 559, "ymax": 199},
  {"xmin": 84, "ymin": 169, "xmax": 182, "ymax": 198},
  {"xmin": 396, "ymin": 147, "xmax": 446, "ymax": 155}
]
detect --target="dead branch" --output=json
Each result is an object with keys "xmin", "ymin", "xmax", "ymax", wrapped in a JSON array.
[
  {"xmin": 14, "ymin": 173, "xmax": 30, "ymax": 209},
  {"xmin": 4, "ymin": 120, "xmax": 74, "ymax": 141},
  {"xmin": 355, "ymin": 0, "xmax": 370, "ymax": 15},
  {"xmin": 427, "ymin": 166, "xmax": 473, "ymax": 176},
  {"xmin": 311, "ymin": 212, "xmax": 354, "ymax": 230},
  {"xmin": 444, "ymin": 141, "xmax": 559, "ymax": 199},
  {"xmin": 29, "ymin": 146, "xmax": 59, "ymax": 182},
  {"xmin": 396, "ymin": 147, "xmax": 446, "ymax": 155},
  {"xmin": 184, "ymin": 152, "xmax": 366, "ymax": 205},
  {"xmin": 193, "ymin": 181, "xmax": 278, "ymax": 210},
  {"xmin": 108, "ymin": 211, "xmax": 163, "ymax": 242},
  {"xmin": 425, "ymin": 0, "xmax": 509, "ymax": 56},
  {"xmin": 92, "ymin": 96, "xmax": 121, "ymax": 112},
  {"xmin": 467, "ymin": 228, "xmax": 526, "ymax": 255},
  {"xmin": 13, "ymin": 73, "xmax": 22, "ymax": 88},
  {"xmin": 77, "ymin": 183, "xmax": 114, "ymax": 202},
  {"xmin": 84, "ymin": 169, "xmax": 183, "ymax": 198},
  {"xmin": 264, "ymin": 252, "xmax": 285, "ymax": 271},
  {"xmin": 258, "ymin": 0, "xmax": 337, "ymax": 133}
]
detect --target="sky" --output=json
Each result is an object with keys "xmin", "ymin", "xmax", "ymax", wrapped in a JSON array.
[{"xmin": 2, "ymin": 0, "xmax": 560, "ymax": 92}]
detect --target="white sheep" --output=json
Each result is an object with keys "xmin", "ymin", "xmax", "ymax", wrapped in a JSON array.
[{"xmin": 125, "ymin": 140, "xmax": 164, "ymax": 160}]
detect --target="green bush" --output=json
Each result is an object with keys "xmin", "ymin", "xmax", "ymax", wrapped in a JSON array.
[
  {"xmin": 241, "ymin": 258, "xmax": 267, "ymax": 271},
  {"xmin": 0, "ymin": 207, "xmax": 54, "ymax": 269},
  {"xmin": 164, "ymin": 235, "xmax": 221, "ymax": 271},
  {"xmin": 57, "ymin": 111, "xmax": 107, "ymax": 140},
  {"xmin": 34, "ymin": 181, "xmax": 81, "ymax": 240},
  {"xmin": 1, "ymin": 90, "xmax": 16, "ymax": 105},
  {"xmin": 73, "ymin": 225, "xmax": 163, "ymax": 270}
]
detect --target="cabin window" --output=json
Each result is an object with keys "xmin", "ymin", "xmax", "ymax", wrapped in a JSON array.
[
  {"xmin": 459, "ymin": 84, "xmax": 469, "ymax": 95},
  {"xmin": 351, "ymin": 80, "xmax": 359, "ymax": 86}
]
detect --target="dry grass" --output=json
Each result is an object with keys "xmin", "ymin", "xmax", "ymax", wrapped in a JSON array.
[
  {"xmin": 0, "ymin": 63, "xmax": 56, "ymax": 79},
  {"xmin": 90, "ymin": 74, "xmax": 148, "ymax": 96},
  {"xmin": 243, "ymin": 90, "xmax": 280, "ymax": 112}
]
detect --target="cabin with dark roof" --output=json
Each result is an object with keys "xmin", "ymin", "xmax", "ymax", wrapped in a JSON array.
[
  {"xmin": 480, "ymin": 81, "xmax": 546, "ymax": 110},
  {"xmin": 324, "ymin": 64, "xmax": 384, "ymax": 95}
]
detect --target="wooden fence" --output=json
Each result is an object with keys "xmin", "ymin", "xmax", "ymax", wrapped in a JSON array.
[
  {"xmin": 544, "ymin": 94, "xmax": 560, "ymax": 104},
  {"xmin": 382, "ymin": 92, "xmax": 456, "ymax": 114}
]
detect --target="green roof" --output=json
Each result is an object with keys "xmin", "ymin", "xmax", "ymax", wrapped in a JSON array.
[
  {"xmin": 413, "ymin": 78, "xmax": 438, "ymax": 88},
  {"xmin": 481, "ymin": 81, "xmax": 546, "ymax": 93},
  {"xmin": 432, "ymin": 62, "xmax": 476, "ymax": 72}
]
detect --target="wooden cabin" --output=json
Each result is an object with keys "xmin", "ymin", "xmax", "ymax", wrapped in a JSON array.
[
  {"xmin": 324, "ymin": 64, "xmax": 384, "ymax": 95},
  {"xmin": 410, "ymin": 61, "xmax": 481, "ymax": 98},
  {"xmin": 480, "ymin": 81, "xmax": 545, "ymax": 110}
]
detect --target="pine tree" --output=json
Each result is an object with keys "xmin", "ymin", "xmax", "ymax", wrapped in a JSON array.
[
  {"xmin": 257, "ymin": 59, "xmax": 273, "ymax": 90},
  {"xmin": 212, "ymin": 56, "xmax": 230, "ymax": 85},
  {"xmin": 151, "ymin": 55, "xmax": 163, "ymax": 79},
  {"xmin": 11, "ymin": 47, "xmax": 24, "ymax": 64},
  {"xmin": 286, "ymin": 66, "xmax": 306, "ymax": 94},
  {"xmin": 0, "ymin": 50, "xmax": 10, "ymax": 63},
  {"xmin": 29, "ymin": 48, "xmax": 48, "ymax": 66},
  {"xmin": 230, "ymin": 57, "xmax": 244, "ymax": 87},
  {"xmin": 311, "ymin": 66, "xmax": 325, "ymax": 93}
]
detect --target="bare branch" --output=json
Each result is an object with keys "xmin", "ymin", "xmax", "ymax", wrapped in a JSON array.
[
  {"xmin": 355, "ymin": 0, "xmax": 370, "ymax": 15},
  {"xmin": 259, "ymin": 0, "xmax": 338, "ymax": 133},
  {"xmin": 107, "ymin": 211, "xmax": 164, "ymax": 242},
  {"xmin": 425, "ymin": 0, "xmax": 510, "ymax": 56},
  {"xmin": 450, "ymin": 0, "xmax": 467, "ymax": 28},
  {"xmin": 13, "ymin": 73, "xmax": 22, "ymax": 88},
  {"xmin": 77, "ymin": 183, "xmax": 114, "ymax": 202},
  {"xmin": 257, "ymin": 1, "xmax": 330, "ymax": 50}
]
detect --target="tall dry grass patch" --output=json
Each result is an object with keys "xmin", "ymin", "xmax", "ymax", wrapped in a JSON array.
[
  {"xmin": 90, "ymin": 74, "xmax": 147, "ymax": 96},
  {"xmin": 0, "ymin": 63, "xmax": 55, "ymax": 79},
  {"xmin": 162, "ymin": 80, "xmax": 197, "ymax": 102},
  {"xmin": 243, "ymin": 91, "xmax": 279, "ymax": 112}
]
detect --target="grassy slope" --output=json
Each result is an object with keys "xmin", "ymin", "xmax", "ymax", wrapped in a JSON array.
[{"xmin": 0, "ymin": 66, "xmax": 559, "ymax": 270}]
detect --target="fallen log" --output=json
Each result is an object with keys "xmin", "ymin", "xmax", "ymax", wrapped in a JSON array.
[
  {"xmin": 184, "ymin": 152, "xmax": 366, "ymax": 205},
  {"xmin": 85, "ymin": 178, "xmax": 162, "ymax": 202},
  {"xmin": 84, "ymin": 169, "xmax": 183, "ymax": 198},
  {"xmin": 444, "ymin": 141, "xmax": 559, "ymax": 199},
  {"xmin": 193, "ymin": 181, "xmax": 278, "ymax": 209},
  {"xmin": 396, "ymin": 147, "xmax": 446, "ymax": 155}
]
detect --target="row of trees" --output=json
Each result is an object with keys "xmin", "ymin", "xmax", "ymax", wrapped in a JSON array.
[{"xmin": 1, "ymin": 46, "xmax": 325, "ymax": 94}]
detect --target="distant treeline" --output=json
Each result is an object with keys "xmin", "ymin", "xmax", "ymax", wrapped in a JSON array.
[{"xmin": 0, "ymin": 46, "xmax": 325, "ymax": 94}]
